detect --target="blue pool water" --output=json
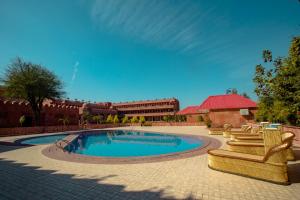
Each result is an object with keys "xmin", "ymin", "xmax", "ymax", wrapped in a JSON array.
[
  {"xmin": 20, "ymin": 134, "xmax": 69, "ymax": 145},
  {"xmin": 67, "ymin": 130, "xmax": 203, "ymax": 157}
]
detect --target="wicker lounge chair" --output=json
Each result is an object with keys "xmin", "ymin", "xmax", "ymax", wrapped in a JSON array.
[
  {"xmin": 223, "ymin": 125, "xmax": 256, "ymax": 138},
  {"xmin": 227, "ymin": 131, "xmax": 295, "ymax": 161},
  {"xmin": 208, "ymin": 123, "xmax": 243, "ymax": 135},
  {"xmin": 208, "ymin": 129, "xmax": 295, "ymax": 184},
  {"xmin": 208, "ymin": 128, "xmax": 224, "ymax": 135}
]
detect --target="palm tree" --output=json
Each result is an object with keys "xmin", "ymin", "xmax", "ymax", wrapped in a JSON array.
[{"xmin": 59, "ymin": 116, "xmax": 69, "ymax": 127}]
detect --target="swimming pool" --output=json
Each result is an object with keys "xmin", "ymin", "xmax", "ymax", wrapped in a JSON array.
[
  {"xmin": 66, "ymin": 130, "xmax": 204, "ymax": 157},
  {"xmin": 19, "ymin": 134, "xmax": 69, "ymax": 145}
]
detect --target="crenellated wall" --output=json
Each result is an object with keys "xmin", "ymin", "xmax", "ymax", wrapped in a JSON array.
[{"xmin": 0, "ymin": 98, "xmax": 80, "ymax": 127}]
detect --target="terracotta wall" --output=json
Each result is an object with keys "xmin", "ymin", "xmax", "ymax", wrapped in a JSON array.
[
  {"xmin": 208, "ymin": 108, "xmax": 257, "ymax": 128},
  {"xmin": 186, "ymin": 114, "xmax": 202, "ymax": 123},
  {"xmin": 0, "ymin": 125, "xmax": 79, "ymax": 137},
  {"xmin": 0, "ymin": 100, "xmax": 80, "ymax": 128},
  {"xmin": 0, "ymin": 124, "xmax": 128, "ymax": 137}
]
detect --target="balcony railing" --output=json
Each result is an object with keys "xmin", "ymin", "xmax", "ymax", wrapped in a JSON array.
[
  {"xmin": 116, "ymin": 105, "xmax": 176, "ymax": 111},
  {"xmin": 125, "ymin": 112, "xmax": 176, "ymax": 117}
]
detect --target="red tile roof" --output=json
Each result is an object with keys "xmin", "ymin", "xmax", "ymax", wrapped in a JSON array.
[
  {"xmin": 198, "ymin": 94, "xmax": 257, "ymax": 110},
  {"xmin": 177, "ymin": 105, "xmax": 201, "ymax": 115},
  {"xmin": 177, "ymin": 94, "xmax": 257, "ymax": 115}
]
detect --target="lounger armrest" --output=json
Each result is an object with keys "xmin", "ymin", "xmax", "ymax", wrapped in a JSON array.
[{"xmin": 208, "ymin": 149, "xmax": 264, "ymax": 162}]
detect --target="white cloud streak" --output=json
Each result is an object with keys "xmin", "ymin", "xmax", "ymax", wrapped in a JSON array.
[
  {"xmin": 71, "ymin": 61, "xmax": 79, "ymax": 85},
  {"xmin": 89, "ymin": 0, "xmax": 229, "ymax": 53}
]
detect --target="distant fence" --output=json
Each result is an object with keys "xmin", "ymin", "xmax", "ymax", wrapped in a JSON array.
[
  {"xmin": 150, "ymin": 122, "xmax": 204, "ymax": 126},
  {"xmin": 0, "ymin": 124, "xmax": 127, "ymax": 137},
  {"xmin": 0, "ymin": 122, "xmax": 205, "ymax": 137}
]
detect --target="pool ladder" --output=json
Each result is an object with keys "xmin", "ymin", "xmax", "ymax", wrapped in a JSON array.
[{"xmin": 55, "ymin": 139, "xmax": 75, "ymax": 152}]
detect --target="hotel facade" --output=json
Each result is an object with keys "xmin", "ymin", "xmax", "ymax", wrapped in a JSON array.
[{"xmin": 0, "ymin": 86, "xmax": 180, "ymax": 128}]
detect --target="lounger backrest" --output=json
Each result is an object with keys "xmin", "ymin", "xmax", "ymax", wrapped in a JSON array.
[
  {"xmin": 281, "ymin": 132, "xmax": 295, "ymax": 146},
  {"xmin": 223, "ymin": 124, "xmax": 232, "ymax": 131},
  {"xmin": 245, "ymin": 126, "xmax": 252, "ymax": 133},
  {"xmin": 263, "ymin": 131, "xmax": 295, "ymax": 163},
  {"xmin": 241, "ymin": 125, "xmax": 250, "ymax": 132}
]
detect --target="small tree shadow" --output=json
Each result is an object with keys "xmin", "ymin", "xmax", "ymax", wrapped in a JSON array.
[{"xmin": 0, "ymin": 143, "xmax": 29, "ymax": 153}]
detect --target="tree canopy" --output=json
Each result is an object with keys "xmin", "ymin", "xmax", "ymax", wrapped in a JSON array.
[
  {"xmin": 2, "ymin": 57, "xmax": 64, "ymax": 125},
  {"xmin": 253, "ymin": 37, "xmax": 300, "ymax": 125},
  {"xmin": 226, "ymin": 88, "xmax": 250, "ymax": 99}
]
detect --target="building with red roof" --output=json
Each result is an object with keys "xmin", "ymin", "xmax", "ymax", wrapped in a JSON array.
[{"xmin": 178, "ymin": 94, "xmax": 257, "ymax": 127}]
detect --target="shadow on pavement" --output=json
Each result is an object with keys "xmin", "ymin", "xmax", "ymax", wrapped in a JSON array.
[{"xmin": 0, "ymin": 158, "xmax": 200, "ymax": 200}]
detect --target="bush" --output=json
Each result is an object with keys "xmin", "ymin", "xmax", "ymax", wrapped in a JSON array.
[
  {"xmin": 139, "ymin": 116, "xmax": 146, "ymax": 124},
  {"xmin": 131, "ymin": 116, "xmax": 139, "ymax": 123},
  {"xmin": 19, "ymin": 115, "xmax": 26, "ymax": 127},
  {"xmin": 122, "ymin": 116, "xmax": 129, "ymax": 124},
  {"xmin": 106, "ymin": 114, "xmax": 113, "ymax": 123},
  {"xmin": 113, "ymin": 115, "xmax": 119, "ymax": 124}
]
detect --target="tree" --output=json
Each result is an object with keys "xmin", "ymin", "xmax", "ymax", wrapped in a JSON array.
[
  {"xmin": 130, "ymin": 116, "xmax": 139, "ymax": 123},
  {"xmin": 113, "ymin": 115, "xmax": 119, "ymax": 124},
  {"xmin": 241, "ymin": 92, "xmax": 250, "ymax": 99},
  {"xmin": 122, "ymin": 116, "xmax": 129, "ymax": 124},
  {"xmin": 19, "ymin": 115, "xmax": 26, "ymax": 127},
  {"xmin": 253, "ymin": 37, "xmax": 300, "ymax": 125},
  {"xmin": 263, "ymin": 50, "xmax": 272, "ymax": 62},
  {"xmin": 92, "ymin": 115, "xmax": 103, "ymax": 124},
  {"xmin": 106, "ymin": 114, "xmax": 113, "ymax": 123},
  {"xmin": 139, "ymin": 116, "xmax": 146, "ymax": 124},
  {"xmin": 82, "ymin": 111, "xmax": 92, "ymax": 124},
  {"xmin": 162, "ymin": 116, "xmax": 169, "ymax": 122},
  {"xmin": 2, "ymin": 57, "xmax": 64, "ymax": 126},
  {"xmin": 59, "ymin": 116, "xmax": 69, "ymax": 127},
  {"xmin": 226, "ymin": 88, "xmax": 238, "ymax": 94}
]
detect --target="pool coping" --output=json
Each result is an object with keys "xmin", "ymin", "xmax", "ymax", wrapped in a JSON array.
[{"xmin": 42, "ymin": 129, "xmax": 222, "ymax": 164}]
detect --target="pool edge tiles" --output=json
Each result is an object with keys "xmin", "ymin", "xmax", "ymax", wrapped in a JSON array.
[{"xmin": 42, "ymin": 130, "xmax": 222, "ymax": 164}]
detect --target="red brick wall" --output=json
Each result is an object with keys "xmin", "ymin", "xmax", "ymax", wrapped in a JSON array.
[
  {"xmin": 0, "ymin": 100, "xmax": 80, "ymax": 128},
  {"xmin": 0, "ymin": 124, "xmax": 128, "ymax": 137},
  {"xmin": 186, "ymin": 114, "xmax": 202, "ymax": 123},
  {"xmin": 0, "ymin": 125, "xmax": 79, "ymax": 137},
  {"xmin": 208, "ymin": 108, "xmax": 257, "ymax": 128}
]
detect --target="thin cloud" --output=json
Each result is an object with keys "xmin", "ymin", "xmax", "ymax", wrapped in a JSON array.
[
  {"xmin": 89, "ymin": 0, "xmax": 228, "ymax": 53},
  {"xmin": 71, "ymin": 61, "xmax": 79, "ymax": 85}
]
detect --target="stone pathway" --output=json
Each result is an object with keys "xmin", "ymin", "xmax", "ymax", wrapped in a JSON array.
[{"xmin": 0, "ymin": 126, "xmax": 299, "ymax": 200}]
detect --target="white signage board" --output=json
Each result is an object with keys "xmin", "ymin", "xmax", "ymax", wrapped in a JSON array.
[{"xmin": 240, "ymin": 109, "xmax": 249, "ymax": 116}]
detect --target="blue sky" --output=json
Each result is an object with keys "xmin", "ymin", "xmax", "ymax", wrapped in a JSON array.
[{"xmin": 0, "ymin": 0, "xmax": 299, "ymax": 108}]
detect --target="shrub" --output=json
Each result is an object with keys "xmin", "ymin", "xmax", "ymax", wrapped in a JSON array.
[
  {"xmin": 122, "ymin": 116, "xmax": 129, "ymax": 124},
  {"xmin": 106, "ymin": 114, "xmax": 113, "ymax": 123},
  {"xmin": 139, "ymin": 116, "xmax": 146, "ymax": 124},
  {"xmin": 92, "ymin": 115, "xmax": 103, "ymax": 124},
  {"xmin": 131, "ymin": 116, "xmax": 139, "ymax": 123},
  {"xmin": 19, "ymin": 115, "xmax": 26, "ymax": 127},
  {"xmin": 113, "ymin": 115, "xmax": 119, "ymax": 124},
  {"xmin": 162, "ymin": 116, "xmax": 169, "ymax": 122}
]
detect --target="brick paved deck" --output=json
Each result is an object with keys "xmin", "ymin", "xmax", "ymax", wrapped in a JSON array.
[{"xmin": 0, "ymin": 126, "xmax": 299, "ymax": 200}]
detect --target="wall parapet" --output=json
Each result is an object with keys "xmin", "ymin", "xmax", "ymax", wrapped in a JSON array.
[{"xmin": 0, "ymin": 124, "xmax": 128, "ymax": 137}]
